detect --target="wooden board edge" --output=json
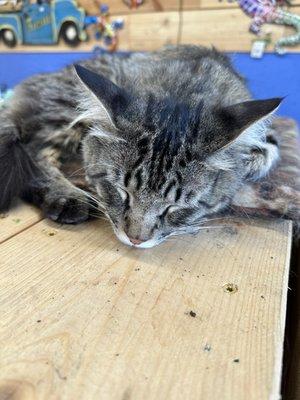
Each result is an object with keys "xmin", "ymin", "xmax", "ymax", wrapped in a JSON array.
[{"xmin": 270, "ymin": 220, "xmax": 293, "ymax": 400}]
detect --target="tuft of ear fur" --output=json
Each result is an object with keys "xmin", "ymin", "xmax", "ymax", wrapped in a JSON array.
[
  {"xmin": 74, "ymin": 64, "xmax": 132, "ymax": 116},
  {"xmin": 206, "ymin": 97, "xmax": 283, "ymax": 153}
]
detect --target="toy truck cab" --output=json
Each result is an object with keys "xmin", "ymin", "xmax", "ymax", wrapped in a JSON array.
[{"xmin": 0, "ymin": 0, "xmax": 87, "ymax": 47}]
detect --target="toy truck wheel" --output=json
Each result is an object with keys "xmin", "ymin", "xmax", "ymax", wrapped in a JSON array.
[
  {"xmin": 1, "ymin": 29, "xmax": 17, "ymax": 48},
  {"xmin": 60, "ymin": 22, "xmax": 80, "ymax": 47}
]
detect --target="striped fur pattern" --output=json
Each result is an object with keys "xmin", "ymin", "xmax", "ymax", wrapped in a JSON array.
[{"xmin": 0, "ymin": 46, "xmax": 282, "ymax": 248}]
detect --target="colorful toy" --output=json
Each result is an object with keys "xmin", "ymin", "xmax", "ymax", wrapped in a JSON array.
[
  {"xmin": 123, "ymin": 0, "xmax": 144, "ymax": 8},
  {"xmin": 0, "ymin": 0, "xmax": 87, "ymax": 47},
  {"xmin": 85, "ymin": 3, "xmax": 124, "ymax": 51},
  {"xmin": 221, "ymin": 0, "xmax": 300, "ymax": 53}
]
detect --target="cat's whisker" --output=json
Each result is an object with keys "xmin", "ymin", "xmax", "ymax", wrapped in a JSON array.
[
  {"xmin": 50, "ymin": 190, "xmax": 106, "ymax": 213},
  {"xmin": 227, "ymin": 203, "xmax": 252, "ymax": 222},
  {"xmin": 67, "ymin": 162, "xmax": 110, "ymax": 178}
]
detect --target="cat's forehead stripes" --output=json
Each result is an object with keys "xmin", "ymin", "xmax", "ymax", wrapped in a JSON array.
[{"xmin": 142, "ymin": 98, "xmax": 204, "ymax": 190}]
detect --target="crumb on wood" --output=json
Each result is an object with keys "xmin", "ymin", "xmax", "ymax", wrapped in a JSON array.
[
  {"xmin": 261, "ymin": 295, "xmax": 265, "ymax": 299},
  {"xmin": 233, "ymin": 358, "xmax": 240, "ymax": 363},
  {"xmin": 222, "ymin": 226, "xmax": 238, "ymax": 236},
  {"xmin": 204, "ymin": 344, "xmax": 211, "ymax": 352},
  {"xmin": 135, "ymin": 268, "xmax": 140, "ymax": 271},
  {"xmin": 43, "ymin": 229, "xmax": 58, "ymax": 237},
  {"xmin": 115, "ymin": 353, "xmax": 120, "ymax": 356},
  {"xmin": 36, "ymin": 320, "xmax": 41, "ymax": 323},
  {"xmin": 223, "ymin": 283, "xmax": 238, "ymax": 294},
  {"xmin": 179, "ymin": 257, "xmax": 183, "ymax": 261},
  {"xmin": 189, "ymin": 310, "xmax": 196, "ymax": 318}
]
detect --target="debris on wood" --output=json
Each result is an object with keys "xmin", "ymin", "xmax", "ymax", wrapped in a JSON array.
[
  {"xmin": 43, "ymin": 229, "xmax": 58, "ymax": 237},
  {"xmin": 204, "ymin": 344, "xmax": 211, "ymax": 352},
  {"xmin": 223, "ymin": 283, "xmax": 238, "ymax": 294}
]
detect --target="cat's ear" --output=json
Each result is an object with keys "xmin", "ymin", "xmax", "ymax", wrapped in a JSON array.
[
  {"xmin": 207, "ymin": 97, "xmax": 283, "ymax": 152},
  {"xmin": 74, "ymin": 64, "xmax": 132, "ymax": 117}
]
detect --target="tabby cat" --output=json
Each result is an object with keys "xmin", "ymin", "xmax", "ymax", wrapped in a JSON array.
[{"xmin": 0, "ymin": 45, "xmax": 281, "ymax": 248}]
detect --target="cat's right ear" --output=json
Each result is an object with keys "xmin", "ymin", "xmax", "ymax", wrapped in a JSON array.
[{"xmin": 74, "ymin": 64, "xmax": 132, "ymax": 119}]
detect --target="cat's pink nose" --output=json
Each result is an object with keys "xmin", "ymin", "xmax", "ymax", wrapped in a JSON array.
[{"xmin": 129, "ymin": 238, "xmax": 144, "ymax": 246}]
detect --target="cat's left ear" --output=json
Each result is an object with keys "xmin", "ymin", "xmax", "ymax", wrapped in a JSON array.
[
  {"xmin": 207, "ymin": 97, "xmax": 283, "ymax": 152},
  {"xmin": 74, "ymin": 64, "xmax": 132, "ymax": 118}
]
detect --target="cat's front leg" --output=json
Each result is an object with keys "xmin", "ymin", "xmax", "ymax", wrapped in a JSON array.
[{"xmin": 24, "ymin": 162, "xmax": 95, "ymax": 224}]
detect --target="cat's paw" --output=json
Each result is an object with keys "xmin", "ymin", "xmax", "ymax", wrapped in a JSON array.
[{"xmin": 43, "ymin": 194, "xmax": 91, "ymax": 224}]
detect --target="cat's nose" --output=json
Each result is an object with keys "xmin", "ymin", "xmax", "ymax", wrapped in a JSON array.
[{"xmin": 129, "ymin": 237, "xmax": 145, "ymax": 246}]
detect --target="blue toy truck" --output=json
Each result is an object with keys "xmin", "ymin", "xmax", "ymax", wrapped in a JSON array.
[{"xmin": 0, "ymin": 0, "xmax": 87, "ymax": 47}]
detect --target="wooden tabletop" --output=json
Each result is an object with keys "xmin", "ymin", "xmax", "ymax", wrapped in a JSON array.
[{"xmin": 0, "ymin": 203, "xmax": 292, "ymax": 400}]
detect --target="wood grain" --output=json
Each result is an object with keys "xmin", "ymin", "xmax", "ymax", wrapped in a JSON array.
[
  {"xmin": 180, "ymin": 9, "xmax": 286, "ymax": 51},
  {"xmin": 2, "ymin": 7, "xmax": 299, "ymax": 53},
  {"xmin": 0, "ymin": 213, "xmax": 292, "ymax": 400},
  {"xmin": 182, "ymin": 0, "xmax": 238, "ymax": 10},
  {"xmin": 0, "ymin": 201, "xmax": 42, "ymax": 244},
  {"xmin": 78, "ymin": 0, "xmax": 180, "ymax": 15}
]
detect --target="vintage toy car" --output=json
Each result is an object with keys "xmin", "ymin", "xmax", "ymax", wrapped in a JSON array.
[{"xmin": 0, "ymin": 0, "xmax": 87, "ymax": 47}]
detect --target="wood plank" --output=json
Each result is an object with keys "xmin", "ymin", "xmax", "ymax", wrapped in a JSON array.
[
  {"xmin": 77, "ymin": 0, "xmax": 180, "ymax": 15},
  {"xmin": 0, "ymin": 215, "xmax": 292, "ymax": 399},
  {"xmin": 182, "ymin": 0, "xmax": 238, "ymax": 10},
  {"xmin": 184, "ymin": 0, "xmax": 295, "ymax": 9},
  {"xmin": 0, "ymin": 202, "xmax": 42, "ymax": 244},
  {"xmin": 0, "ymin": 8, "xmax": 292, "ymax": 52},
  {"xmin": 120, "ymin": 11, "xmax": 179, "ymax": 50},
  {"xmin": 180, "ymin": 9, "xmax": 286, "ymax": 51}
]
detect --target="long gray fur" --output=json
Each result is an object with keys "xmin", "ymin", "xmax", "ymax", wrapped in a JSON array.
[{"xmin": 0, "ymin": 45, "xmax": 281, "ymax": 247}]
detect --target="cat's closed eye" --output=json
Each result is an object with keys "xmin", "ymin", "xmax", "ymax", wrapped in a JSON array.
[{"xmin": 158, "ymin": 205, "xmax": 178, "ymax": 222}]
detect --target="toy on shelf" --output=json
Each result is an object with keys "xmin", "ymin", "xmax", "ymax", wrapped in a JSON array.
[
  {"xmin": 221, "ymin": 0, "xmax": 300, "ymax": 54},
  {"xmin": 85, "ymin": 3, "xmax": 124, "ymax": 51},
  {"xmin": 123, "ymin": 0, "xmax": 144, "ymax": 9},
  {"xmin": 0, "ymin": 0, "xmax": 87, "ymax": 47}
]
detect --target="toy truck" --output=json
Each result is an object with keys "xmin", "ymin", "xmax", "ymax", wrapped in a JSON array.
[{"xmin": 0, "ymin": 0, "xmax": 87, "ymax": 47}]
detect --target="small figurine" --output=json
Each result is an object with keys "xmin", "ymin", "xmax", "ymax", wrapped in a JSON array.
[
  {"xmin": 221, "ymin": 0, "xmax": 300, "ymax": 53},
  {"xmin": 123, "ymin": 0, "xmax": 144, "ymax": 8},
  {"xmin": 85, "ymin": 3, "xmax": 124, "ymax": 51}
]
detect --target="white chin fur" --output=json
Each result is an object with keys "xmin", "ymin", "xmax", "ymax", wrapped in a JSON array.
[{"xmin": 114, "ymin": 229, "xmax": 162, "ymax": 249}]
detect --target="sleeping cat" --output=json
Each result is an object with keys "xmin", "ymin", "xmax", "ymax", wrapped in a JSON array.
[{"xmin": 0, "ymin": 45, "xmax": 281, "ymax": 248}]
